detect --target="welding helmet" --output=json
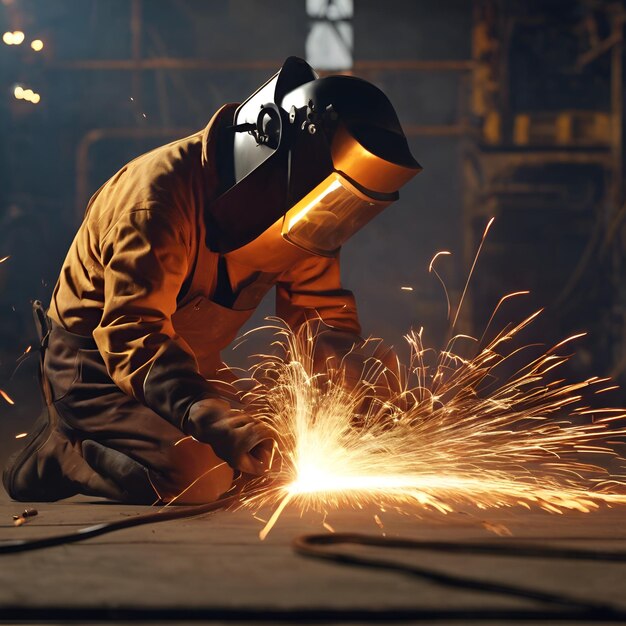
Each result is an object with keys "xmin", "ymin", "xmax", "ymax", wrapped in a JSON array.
[{"xmin": 210, "ymin": 56, "xmax": 421, "ymax": 271}]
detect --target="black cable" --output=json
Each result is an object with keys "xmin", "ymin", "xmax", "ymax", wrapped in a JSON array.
[
  {"xmin": 293, "ymin": 532, "xmax": 626, "ymax": 618},
  {"xmin": 0, "ymin": 494, "xmax": 239, "ymax": 554},
  {"xmin": 294, "ymin": 532, "xmax": 626, "ymax": 562}
]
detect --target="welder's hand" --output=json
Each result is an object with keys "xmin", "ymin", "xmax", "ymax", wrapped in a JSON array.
[{"xmin": 183, "ymin": 398, "xmax": 277, "ymax": 476}]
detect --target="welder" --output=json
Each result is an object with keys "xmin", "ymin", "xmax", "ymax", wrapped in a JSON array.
[{"xmin": 3, "ymin": 57, "xmax": 421, "ymax": 505}]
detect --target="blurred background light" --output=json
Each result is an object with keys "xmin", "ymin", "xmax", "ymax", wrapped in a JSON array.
[
  {"xmin": 13, "ymin": 86, "xmax": 40, "ymax": 104},
  {"xmin": 2, "ymin": 31, "xmax": 25, "ymax": 45},
  {"xmin": 0, "ymin": 0, "xmax": 625, "ymax": 453}
]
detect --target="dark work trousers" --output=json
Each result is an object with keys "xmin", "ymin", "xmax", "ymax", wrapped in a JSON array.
[{"xmin": 37, "ymin": 322, "xmax": 233, "ymax": 503}]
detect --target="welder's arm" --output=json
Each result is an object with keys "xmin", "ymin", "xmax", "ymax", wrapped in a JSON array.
[
  {"xmin": 94, "ymin": 207, "xmax": 212, "ymax": 425},
  {"xmin": 94, "ymin": 208, "xmax": 273, "ymax": 473},
  {"xmin": 275, "ymin": 252, "xmax": 362, "ymax": 336},
  {"xmin": 276, "ymin": 253, "xmax": 367, "ymax": 385},
  {"xmin": 276, "ymin": 253, "xmax": 404, "ymax": 406},
  {"xmin": 312, "ymin": 330, "xmax": 404, "ymax": 406}
]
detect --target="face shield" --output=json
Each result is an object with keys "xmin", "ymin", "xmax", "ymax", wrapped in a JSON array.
[
  {"xmin": 211, "ymin": 56, "xmax": 422, "ymax": 270},
  {"xmin": 282, "ymin": 172, "xmax": 395, "ymax": 256},
  {"xmin": 225, "ymin": 172, "xmax": 397, "ymax": 272}
]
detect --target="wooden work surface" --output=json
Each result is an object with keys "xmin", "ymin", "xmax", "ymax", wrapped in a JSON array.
[{"xmin": 0, "ymin": 489, "xmax": 624, "ymax": 624}]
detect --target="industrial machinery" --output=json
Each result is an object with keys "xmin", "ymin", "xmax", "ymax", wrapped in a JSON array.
[{"xmin": 463, "ymin": 0, "xmax": 626, "ymax": 388}]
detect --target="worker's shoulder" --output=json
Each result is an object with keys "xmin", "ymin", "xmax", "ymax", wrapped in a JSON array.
[
  {"xmin": 119, "ymin": 130, "xmax": 206, "ymax": 202},
  {"xmin": 129, "ymin": 130, "xmax": 204, "ymax": 178},
  {"xmin": 87, "ymin": 130, "xmax": 206, "ymax": 227}
]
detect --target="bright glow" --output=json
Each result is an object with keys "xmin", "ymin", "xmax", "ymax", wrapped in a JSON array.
[
  {"xmin": 2, "ymin": 31, "xmax": 13, "ymax": 45},
  {"xmin": 400, "ymin": 286, "xmax": 413, "ymax": 291},
  {"xmin": 30, "ymin": 39, "xmax": 43, "ymax": 52},
  {"xmin": 23, "ymin": 89, "xmax": 33, "ymax": 99},
  {"xmin": 15, "ymin": 433, "xmax": 27, "ymax": 439},
  {"xmin": 286, "ymin": 178, "xmax": 343, "ymax": 231},
  {"xmin": 12, "ymin": 30, "xmax": 24, "ymax": 45},
  {"xmin": 31, "ymin": 93, "xmax": 40, "ymax": 104},
  {"xmin": 235, "ymin": 318, "xmax": 626, "ymax": 538},
  {"xmin": 13, "ymin": 86, "xmax": 24, "ymax": 99}
]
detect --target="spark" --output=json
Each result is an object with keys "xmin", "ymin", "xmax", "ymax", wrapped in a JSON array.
[
  {"xmin": 452, "ymin": 218, "xmax": 494, "ymax": 329},
  {"xmin": 400, "ymin": 286, "xmax": 413, "ymax": 291},
  {"xmin": 15, "ymin": 433, "xmax": 27, "ymax": 439},
  {"xmin": 0, "ymin": 389, "xmax": 15, "ymax": 405},
  {"xmin": 429, "ymin": 250, "xmax": 452, "ymax": 320},
  {"xmin": 596, "ymin": 385, "xmax": 620, "ymax": 394},
  {"xmin": 479, "ymin": 290, "xmax": 530, "ymax": 344},
  {"xmin": 0, "ymin": 256, "xmax": 9, "ymax": 264},
  {"xmin": 235, "ymin": 317, "xmax": 626, "ymax": 539},
  {"xmin": 428, "ymin": 250, "xmax": 452, "ymax": 273},
  {"xmin": 482, "ymin": 521, "xmax": 512, "ymax": 537}
]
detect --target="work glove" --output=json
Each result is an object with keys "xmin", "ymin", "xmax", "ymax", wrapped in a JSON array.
[{"xmin": 183, "ymin": 398, "xmax": 276, "ymax": 476}]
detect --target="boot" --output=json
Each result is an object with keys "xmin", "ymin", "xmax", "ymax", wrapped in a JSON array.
[
  {"xmin": 3, "ymin": 404, "xmax": 156, "ymax": 503},
  {"xmin": 2, "ymin": 404, "xmax": 78, "ymax": 501}
]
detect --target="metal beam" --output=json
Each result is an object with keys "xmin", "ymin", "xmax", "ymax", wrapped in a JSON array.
[
  {"xmin": 404, "ymin": 124, "xmax": 470, "ymax": 137},
  {"xmin": 49, "ymin": 58, "xmax": 474, "ymax": 72}
]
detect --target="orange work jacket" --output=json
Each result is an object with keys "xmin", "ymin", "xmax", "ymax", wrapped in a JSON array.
[{"xmin": 48, "ymin": 104, "xmax": 361, "ymax": 430}]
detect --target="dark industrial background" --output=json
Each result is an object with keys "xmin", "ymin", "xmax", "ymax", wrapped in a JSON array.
[
  {"xmin": 1, "ymin": 0, "xmax": 625, "ymax": 457},
  {"xmin": 1, "ymin": 4, "xmax": 626, "ymax": 623}
]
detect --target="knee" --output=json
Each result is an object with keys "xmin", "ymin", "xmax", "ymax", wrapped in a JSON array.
[{"xmin": 150, "ymin": 437, "xmax": 234, "ymax": 504}]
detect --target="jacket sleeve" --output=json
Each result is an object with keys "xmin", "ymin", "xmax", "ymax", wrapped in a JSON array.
[
  {"xmin": 93, "ymin": 207, "xmax": 218, "ymax": 429},
  {"xmin": 275, "ymin": 252, "xmax": 362, "ymax": 336}
]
